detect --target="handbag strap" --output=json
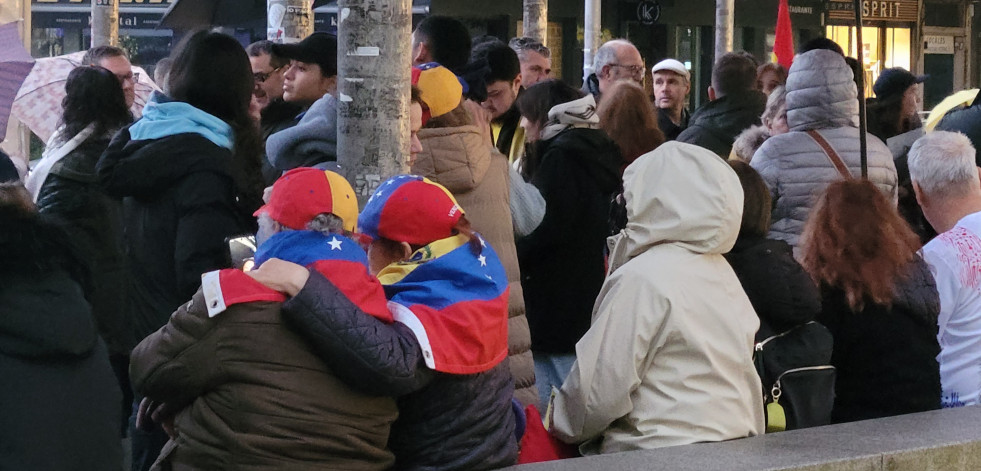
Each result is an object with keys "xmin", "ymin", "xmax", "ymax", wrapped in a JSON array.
[{"xmin": 806, "ymin": 130, "xmax": 852, "ymax": 180}]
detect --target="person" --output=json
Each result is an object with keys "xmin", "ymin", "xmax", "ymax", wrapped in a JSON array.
[
  {"xmin": 153, "ymin": 57, "xmax": 172, "ymax": 92},
  {"xmin": 550, "ymin": 141, "xmax": 764, "ymax": 453},
  {"xmin": 130, "ymin": 168, "xmax": 399, "ymax": 470},
  {"xmin": 509, "ymin": 36, "xmax": 552, "ymax": 87},
  {"xmin": 96, "ymin": 31, "xmax": 264, "ymax": 471},
  {"xmin": 650, "ymin": 58, "xmax": 691, "ymax": 140},
  {"xmin": 247, "ymin": 40, "xmax": 305, "ymax": 184},
  {"xmin": 597, "ymin": 80, "xmax": 665, "ymax": 173},
  {"xmin": 751, "ymin": 49, "xmax": 898, "ymax": 249},
  {"xmin": 936, "ymin": 92, "xmax": 981, "ymax": 168},
  {"xmin": 29, "ymin": 66, "xmax": 133, "ymax": 435},
  {"xmin": 409, "ymin": 63, "xmax": 537, "ymax": 407},
  {"xmin": 731, "ymin": 85, "xmax": 788, "ymax": 162},
  {"xmin": 408, "ymin": 86, "xmax": 425, "ymax": 165},
  {"xmin": 82, "ymin": 45, "xmax": 137, "ymax": 108},
  {"xmin": 757, "ymin": 62, "xmax": 787, "ymax": 97},
  {"xmin": 411, "ymin": 15, "xmax": 472, "ymax": 74},
  {"xmin": 271, "ymin": 33, "xmax": 338, "ymax": 109},
  {"xmin": 582, "ymin": 39, "xmax": 645, "ymax": 102},
  {"xmin": 800, "ymin": 179, "xmax": 941, "ymax": 422},
  {"xmin": 515, "ymin": 80, "xmax": 622, "ymax": 407},
  {"xmin": 249, "ymin": 175, "xmax": 518, "ymax": 470},
  {"xmin": 678, "ymin": 51, "xmax": 766, "ymax": 157},
  {"xmin": 867, "ymin": 68, "xmax": 926, "ymax": 142},
  {"xmin": 471, "ymin": 39, "xmax": 525, "ymax": 163},
  {"xmin": 910, "ymin": 131, "xmax": 981, "ymax": 408},
  {"xmin": 0, "ymin": 183, "xmax": 123, "ymax": 471},
  {"xmin": 0, "ymin": 149, "xmax": 18, "ymax": 182}
]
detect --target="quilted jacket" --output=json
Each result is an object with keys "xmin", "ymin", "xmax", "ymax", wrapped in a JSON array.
[
  {"xmin": 412, "ymin": 119, "xmax": 536, "ymax": 407},
  {"xmin": 751, "ymin": 49, "xmax": 897, "ymax": 249}
]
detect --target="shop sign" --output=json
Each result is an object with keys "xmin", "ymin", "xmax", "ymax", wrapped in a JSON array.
[
  {"xmin": 636, "ymin": 1, "xmax": 661, "ymax": 26},
  {"xmin": 34, "ymin": 0, "xmax": 172, "ymax": 4},
  {"xmin": 33, "ymin": 11, "xmax": 164, "ymax": 29},
  {"xmin": 828, "ymin": 0, "xmax": 919, "ymax": 22},
  {"xmin": 924, "ymin": 35, "xmax": 955, "ymax": 54}
]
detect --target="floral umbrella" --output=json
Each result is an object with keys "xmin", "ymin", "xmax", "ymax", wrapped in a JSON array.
[{"xmin": 0, "ymin": 22, "xmax": 35, "ymax": 137}]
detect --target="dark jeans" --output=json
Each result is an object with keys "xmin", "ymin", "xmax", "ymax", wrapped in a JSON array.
[{"xmin": 129, "ymin": 397, "xmax": 170, "ymax": 471}]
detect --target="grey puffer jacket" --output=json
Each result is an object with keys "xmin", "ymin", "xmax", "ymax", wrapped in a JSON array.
[{"xmin": 751, "ymin": 49, "xmax": 897, "ymax": 248}]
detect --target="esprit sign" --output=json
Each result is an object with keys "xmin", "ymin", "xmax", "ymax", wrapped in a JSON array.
[{"xmin": 828, "ymin": 0, "xmax": 919, "ymax": 22}]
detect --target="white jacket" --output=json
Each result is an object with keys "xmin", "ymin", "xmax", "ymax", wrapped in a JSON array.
[{"xmin": 551, "ymin": 141, "xmax": 764, "ymax": 454}]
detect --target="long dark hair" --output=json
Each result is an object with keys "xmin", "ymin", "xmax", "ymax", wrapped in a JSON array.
[
  {"xmin": 167, "ymin": 31, "xmax": 264, "ymax": 204},
  {"xmin": 515, "ymin": 79, "xmax": 585, "ymax": 179},
  {"xmin": 59, "ymin": 66, "xmax": 131, "ymax": 143}
]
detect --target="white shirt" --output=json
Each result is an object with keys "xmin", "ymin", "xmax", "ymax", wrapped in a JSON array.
[{"xmin": 921, "ymin": 211, "xmax": 981, "ymax": 407}]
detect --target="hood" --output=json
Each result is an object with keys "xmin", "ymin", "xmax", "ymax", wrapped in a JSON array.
[
  {"xmin": 732, "ymin": 125, "xmax": 770, "ymax": 162},
  {"xmin": 412, "ymin": 124, "xmax": 491, "ymax": 193},
  {"xmin": 612, "ymin": 141, "xmax": 743, "ymax": 267},
  {"xmin": 129, "ymin": 92, "xmax": 233, "ymax": 150},
  {"xmin": 541, "ymin": 95, "xmax": 600, "ymax": 141},
  {"xmin": 266, "ymin": 93, "xmax": 338, "ymax": 171},
  {"xmin": 786, "ymin": 49, "xmax": 859, "ymax": 131},
  {"xmin": 687, "ymin": 91, "xmax": 766, "ymax": 138}
]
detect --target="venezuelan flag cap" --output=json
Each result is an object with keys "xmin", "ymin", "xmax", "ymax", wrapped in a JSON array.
[
  {"xmin": 358, "ymin": 175, "xmax": 464, "ymax": 246},
  {"xmin": 411, "ymin": 62, "xmax": 464, "ymax": 121},
  {"xmin": 253, "ymin": 167, "xmax": 359, "ymax": 232}
]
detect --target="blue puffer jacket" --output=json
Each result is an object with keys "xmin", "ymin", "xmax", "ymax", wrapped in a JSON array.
[{"xmin": 282, "ymin": 271, "xmax": 518, "ymax": 471}]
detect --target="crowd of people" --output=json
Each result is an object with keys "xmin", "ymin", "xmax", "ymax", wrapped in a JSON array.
[{"xmin": 4, "ymin": 13, "xmax": 981, "ymax": 471}]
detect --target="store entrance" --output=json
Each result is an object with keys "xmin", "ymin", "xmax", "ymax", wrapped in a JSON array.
[{"xmin": 826, "ymin": 25, "xmax": 912, "ymax": 98}]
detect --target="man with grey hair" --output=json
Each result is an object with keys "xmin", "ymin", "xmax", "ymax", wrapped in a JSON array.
[
  {"xmin": 582, "ymin": 39, "xmax": 644, "ymax": 102},
  {"xmin": 509, "ymin": 37, "xmax": 552, "ymax": 87},
  {"xmin": 911, "ymin": 130, "xmax": 981, "ymax": 409}
]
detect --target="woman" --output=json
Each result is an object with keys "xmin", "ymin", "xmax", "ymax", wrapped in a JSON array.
[
  {"xmin": 731, "ymin": 85, "xmax": 788, "ymax": 162},
  {"xmin": 867, "ymin": 67, "xmax": 924, "ymax": 142},
  {"xmin": 800, "ymin": 179, "xmax": 941, "ymax": 423},
  {"xmin": 1, "ymin": 183, "xmax": 122, "ymax": 470},
  {"xmin": 596, "ymin": 80, "xmax": 665, "ymax": 174},
  {"xmin": 757, "ymin": 62, "xmax": 787, "ymax": 97},
  {"xmin": 514, "ymin": 80, "xmax": 622, "ymax": 407},
  {"xmin": 249, "ymin": 175, "xmax": 518, "ymax": 470}
]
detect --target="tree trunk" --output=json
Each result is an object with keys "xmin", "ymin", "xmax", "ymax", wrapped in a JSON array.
[
  {"xmin": 715, "ymin": 0, "xmax": 734, "ymax": 63},
  {"xmin": 267, "ymin": 0, "xmax": 314, "ymax": 43},
  {"xmin": 336, "ymin": 0, "xmax": 412, "ymax": 206},
  {"xmin": 91, "ymin": 0, "xmax": 119, "ymax": 48},
  {"xmin": 583, "ymin": 0, "xmax": 601, "ymax": 84},
  {"xmin": 523, "ymin": 0, "xmax": 547, "ymax": 44}
]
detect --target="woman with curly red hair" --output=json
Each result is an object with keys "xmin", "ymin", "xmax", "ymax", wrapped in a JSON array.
[{"xmin": 800, "ymin": 179, "xmax": 941, "ymax": 423}]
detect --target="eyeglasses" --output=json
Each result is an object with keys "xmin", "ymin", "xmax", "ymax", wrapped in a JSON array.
[
  {"xmin": 610, "ymin": 64, "xmax": 645, "ymax": 78},
  {"xmin": 115, "ymin": 71, "xmax": 140, "ymax": 84},
  {"xmin": 253, "ymin": 66, "xmax": 285, "ymax": 84}
]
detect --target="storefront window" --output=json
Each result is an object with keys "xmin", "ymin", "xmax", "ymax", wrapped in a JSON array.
[{"xmin": 826, "ymin": 25, "xmax": 911, "ymax": 98}]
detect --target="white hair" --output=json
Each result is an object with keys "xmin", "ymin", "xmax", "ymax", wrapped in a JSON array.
[
  {"xmin": 908, "ymin": 131, "xmax": 979, "ymax": 198},
  {"xmin": 592, "ymin": 39, "xmax": 635, "ymax": 76}
]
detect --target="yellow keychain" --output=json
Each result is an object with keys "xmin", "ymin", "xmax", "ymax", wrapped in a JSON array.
[{"xmin": 766, "ymin": 382, "xmax": 787, "ymax": 433}]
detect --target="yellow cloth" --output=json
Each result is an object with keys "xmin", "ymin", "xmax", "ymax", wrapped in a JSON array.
[
  {"xmin": 491, "ymin": 122, "xmax": 526, "ymax": 164},
  {"xmin": 925, "ymin": 89, "xmax": 980, "ymax": 132}
]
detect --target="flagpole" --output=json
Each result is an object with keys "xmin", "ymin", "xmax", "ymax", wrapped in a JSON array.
[{"xmin": 854, "ymin": 0, "xmax": 868, "ymax": 178}]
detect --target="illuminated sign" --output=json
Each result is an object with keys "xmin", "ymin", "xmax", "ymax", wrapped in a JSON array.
[{"xmin": 828, "ymin": 0, "xmax": 919, "ymax": 22}]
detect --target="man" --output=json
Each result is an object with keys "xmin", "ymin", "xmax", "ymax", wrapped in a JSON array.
[
  {"xmin": 247, "ymin": 40, "xmax": 304, "ymax": 184},
  {"xmin": 651, "ymin": 58, "xmax": 691, "ymax": 141},
  {"xmin": 909, "ymin": 131, "xmax": 981, "ymax": 409},
  {"xmin": 509, "ymin": 37, "xmax": 551, "ymax": 87},
  {"xmin": 678, "ymin": 51, "xmax": 766, "ymax": 157},
  {"xmin": 472, "ymin": 39, "xmax": 524, "ymax": 162},
  {"xmin": 82, "ymin": 45, "xmax": 135, "ymax": 107},
  {"xmin": 271, "ymin": 32, "xmax": 338, "ymax": 109},
  {"xmin": 582, "ymin": 39, "xmax": 644, "ymax": 102},
  {"xmin": 411, "ymin": 15, "xmax": 472, "ymax": 74}
]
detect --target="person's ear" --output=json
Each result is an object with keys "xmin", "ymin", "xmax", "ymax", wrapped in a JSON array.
[
  {"xmin": 912, "ymin": 180, "xmax": 926, "ymax": 207},
  {"xmin": 399, "ymin": 241, "xmax": 414, "ymax": 260},
  {"xmin": 708, "ymin": 86, "xmax": 716, "ymax": 101},
  {"xmin": 513, "ymin": 74, "xmax": 522, "ymax": 94},
  {"xmin": 412, "ymin": 41, "xmax": 429, "ymax": 65}
]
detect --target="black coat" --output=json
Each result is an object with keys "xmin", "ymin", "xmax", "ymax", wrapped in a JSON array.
[
  {"xmin": 36, "ymin": 136, "xmax": 130, "ymax": 355},
  {"xmin": 0, "ymin": 208, "xmax": 122, "ymax": 470},
  {"xmin": 935, "ymin": 100, "xmax": 981, "ymax": 167},
  {"xmin": 677, "ymin": 91, "xmax": 766, "ymax": 157},
  {"xmin": 97, "ymin": 129, "xmax": 258, "ymax": 352},
  {"xmin": 259, "ymin": 99, "xmax": 303, "ymax": 185},
  {"xmin": 818, "ymin": 256, "xmax": 942, "ymax": 423},
  {"xmin": 517, "ymin": 128, "xmax": 622, "ymax": 354},
  {"xmin": 657, "ymin": 107, "xmax": 689, "ymax": 141},
  {"xmin": 283, "ymin": 272, "xmax": 518, "ymax": 471}
]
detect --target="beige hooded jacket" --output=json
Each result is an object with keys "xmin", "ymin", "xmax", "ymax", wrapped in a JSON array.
[{"xmin": 551, "ymin": 141, "xmax": 764, "ymax": 454}]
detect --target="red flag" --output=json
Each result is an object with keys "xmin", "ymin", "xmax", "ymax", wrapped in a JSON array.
[{"xmin": 773, "ymin": 0, "xmax": 794, "ymax": 68}]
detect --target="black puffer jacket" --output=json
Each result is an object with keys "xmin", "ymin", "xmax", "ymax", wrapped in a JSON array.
[
  {"xmin": 818, "ymin": 256, "xmax": 942, "ymax": 423},
  {"xmin": 517, "ymin": 128, "xmax": 622, "ymax": 354},
  {"xmin": 0, "ymin": 208, "xmax": 122, "ymax": 470},
  {"xmin": 677, "ymin": 91, "xmax": 766, "ymax": 157},
  {"xmin": 97, "ymin": 129, "xmax": 258, "ymax": 352},
  {"xmin": 283, "ymin": 272, "xmax": 518, "ymax": 471},
  {"xmin": 36, "ymin": 136, "xmax": 129, "ymax": 355}
]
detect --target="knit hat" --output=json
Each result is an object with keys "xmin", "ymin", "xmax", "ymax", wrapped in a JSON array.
[
  {"xmin": 253, "ymin": 167, "xmax": 358, "ymax": 232},
  {"xmin": 358, "ymin": 175, "xmax": 464, "ymax": 246},
  {"xmin": 411, "ymin": 63, "xmax": 464, "ymax": 122}
]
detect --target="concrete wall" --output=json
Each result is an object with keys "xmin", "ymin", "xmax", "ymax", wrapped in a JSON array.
[{"xmin": 506, "ymin": 405, "xmax": 981, "ymax": 471}]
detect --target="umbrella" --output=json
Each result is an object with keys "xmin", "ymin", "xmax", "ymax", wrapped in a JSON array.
[
  {"xmin": 162, "ymin": 0, "xmax": 332, "ymax": 30},
  {"xmin": 924, "ymin": 89, "xmax": 979, "ymax": 132},
  {"xmin": 0, "ymin": 22, "xmax": 35, "ymax": 137},
  {"xmin": 11, "ymin": 51, "xmax": 159, "ymax": 142}
]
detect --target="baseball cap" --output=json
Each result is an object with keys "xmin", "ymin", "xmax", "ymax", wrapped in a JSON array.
[
  {"xmin": 651, "ymin": 59, "xmax": 690, "ymax": 81},
  {"xmin": 873, "ymin": 68, "xmax": 927, "ymax": 101},
  {"xmin": 412, "ymin": 63, "xmax": 464, "ymax": 121},
  {"xmin": 253, "ymin": 167, "xmax": 358, "ymax": 232},
  {"xmin": 358, "ymin": 175, "xmax": 464, "ymax": 246},
  {"xmin": 271, "ymin": 32, "xmax": 338, "ymax": 76}
]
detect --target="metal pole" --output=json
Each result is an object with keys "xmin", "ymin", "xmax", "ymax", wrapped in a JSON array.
[
  {"xmin": 715, "ymin": 0, "xmax": 734, "ymax": 62},
  {"xmin": 267, "ymin": 0, "xmax": 314, "ymax": 43},
  {"xmin": 854, "ymin": 0, "xmax": 868, "ymax": 178},
  {"xmin": 91, "ymin": 0, "xmax": 118, "ymax": 48},
  {"xmin": 583, "ymin": 0, "xmax": 601, "ymax": 84},
  {"xmin": 336, "ymin": 0, "xmax": 412, "ymax": 206},
  {"xmin": 523, "ymin": 0, "xmax": 547, "ymax": 44}
]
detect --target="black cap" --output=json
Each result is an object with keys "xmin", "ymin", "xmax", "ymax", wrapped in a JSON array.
[
  {"xmin": 873, "ymin": 68, "xmax": 927, "ymax": 101},
  {"xmin": 271, "ymin": 33, "xmax": 337, "ymax": 77}
]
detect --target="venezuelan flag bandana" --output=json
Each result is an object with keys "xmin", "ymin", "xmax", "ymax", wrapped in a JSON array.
[{"xmin": 378, "ymin": 233, "xmax": 510, "ymax": 375}]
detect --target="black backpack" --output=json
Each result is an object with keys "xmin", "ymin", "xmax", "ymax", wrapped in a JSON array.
[{"xmin": 754, "ymin": 321, "xmax": 836, "ymax": 432}]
